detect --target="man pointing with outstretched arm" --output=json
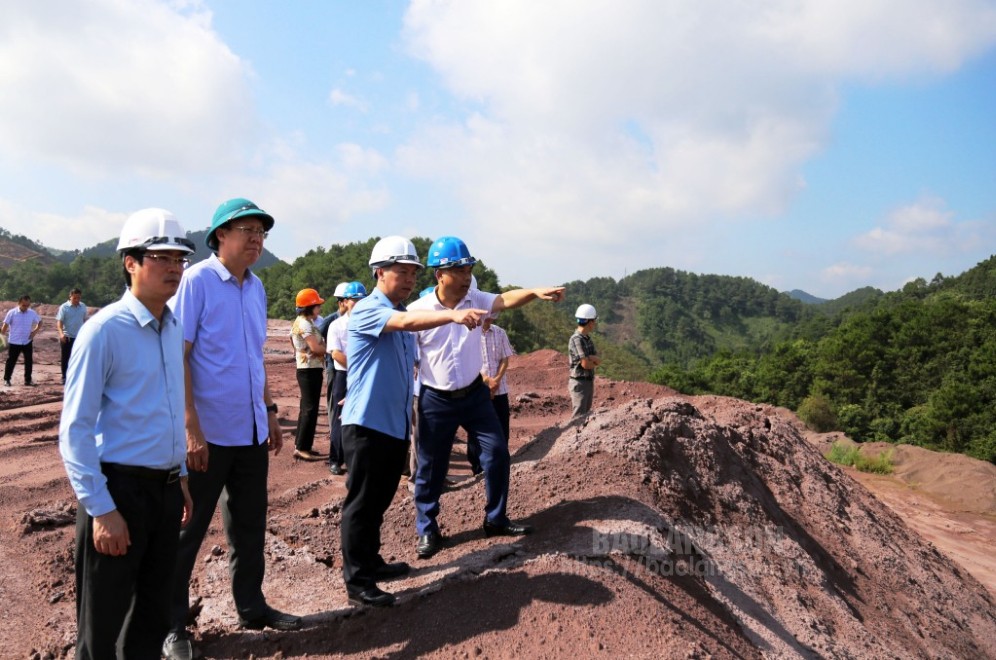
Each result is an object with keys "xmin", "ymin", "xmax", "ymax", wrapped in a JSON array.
[{"xmin": 408, "ymin": 235, "xmax": 565, "ymax": 560}]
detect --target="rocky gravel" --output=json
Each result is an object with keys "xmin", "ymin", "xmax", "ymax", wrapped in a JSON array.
[{"xmin": 2, "ymin": 305, "xmax": 994, "ymax": 659}]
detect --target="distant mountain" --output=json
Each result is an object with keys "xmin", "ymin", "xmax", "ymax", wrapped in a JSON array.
[
  {"xmin": 1, "ymin": 225, "xmax": 281, "ymax": 271},
  {"xmin": 0, "ymin": 230, "xmax": 57, "ymax": 269},
  {"xmin": 937, "ymin": 254, "xmax": 996, "ymax": 299},
  {"xmin": 817, "ymin": 286, "xmax": 884, "ymax": 315},
  {"xmin": 0, "ymin": 226, "xmax": 284, "ymax": 307},
  {"xmin": 784, "ymin": 289, "xmax": 828, "ymax": 305}
]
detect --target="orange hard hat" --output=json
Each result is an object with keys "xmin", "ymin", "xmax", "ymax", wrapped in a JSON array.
[{"xmin": 295, "ymin": 288, "xmax": 325, "ymax": 308}]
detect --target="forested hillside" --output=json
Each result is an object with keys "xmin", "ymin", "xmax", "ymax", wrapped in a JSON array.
[
  {"xmin": 0, "ymin": 228, "xmax": 56, "ymax": 269},
  {"xmin": 2, "ymin": 227, "xmax": 992, "ymax": 462},
  {"xmin": 254, "ymin": 237, "xmax": 502, "ymax": 320},
  {"xmin": 0, "ymin": 227, "xmax": 279, "ymax": 306},
  {"xmin": 651, "ymin": 259, "xmax": 996, "ymax": 462}
]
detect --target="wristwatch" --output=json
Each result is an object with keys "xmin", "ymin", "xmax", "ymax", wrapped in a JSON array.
[{"xmin": 266, "ymin": 403, "xmax": 278, "ymax": 414}]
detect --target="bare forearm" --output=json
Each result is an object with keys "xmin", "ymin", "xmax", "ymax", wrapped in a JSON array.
[
  {"xmin": 386, "ymin": 309, "xmax": 481, "ymax": 332},
  {"xmin": 497, "ymin": 289, "xmax": 537, "ymax": 311}
]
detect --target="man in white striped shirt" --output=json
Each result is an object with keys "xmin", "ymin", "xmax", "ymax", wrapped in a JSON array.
[{"xmin": 466, "ymin": 316, "xmax": 515, "ymax": 474}]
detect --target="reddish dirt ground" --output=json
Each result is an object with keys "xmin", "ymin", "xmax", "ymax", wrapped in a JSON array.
[{"xmin": 2, "ymin": 304, "xmax": 995, "ymax": 659}]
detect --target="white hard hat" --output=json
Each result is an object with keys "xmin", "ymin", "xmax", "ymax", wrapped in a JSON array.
[
  {"xmin": 116, "ymin": 208, "xmax": 195, "ymax": 254},
  {"xmin": 575, "ymin": 304, "xmax": 597, "ymax": 321},
  {"xmin": 470, "ymin": 274, "xmax": 478, "ymax": 290},
  {"xmin": 369, "ymin": 236, "xmax": 423, "ymax": 272},
  {"xmin": 333, "ymin": 282, "xmax": 349, "ymax": 298}
]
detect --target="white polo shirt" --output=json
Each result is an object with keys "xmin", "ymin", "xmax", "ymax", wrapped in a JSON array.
[
  {"xmin": 408, "ymin": 288, "xmax": 498, "ymax": 391},
  {"xmin": 328, "ymin": 313, "xmax": 350, "ymax": 372}
]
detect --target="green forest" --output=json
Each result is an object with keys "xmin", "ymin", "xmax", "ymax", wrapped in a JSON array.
[{"xmin": 1, "ymin": 229, "xmax": 993, "ymax": 463}]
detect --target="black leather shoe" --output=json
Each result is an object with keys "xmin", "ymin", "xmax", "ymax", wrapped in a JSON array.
[
  {"xmin": 483, "ymin": 519, "xmax": 534, "ymax": 537},
  {"xmin": 239, "ymin": 606, "xmax": 302, "ymax": 631},
  {"xmin": 348, "ymin": 585, "xmax": 396, "ymax": 607},
  {"xmin": 329, "ymin": 463, "xmax": 344, "ymax": 475},
  {"xmin": 373, "ymin": 561, "xmax": 411, "ymax": 580},
  {"xmin": 416, "ymin": 531, "xmax": 444, "ymax": 559}
]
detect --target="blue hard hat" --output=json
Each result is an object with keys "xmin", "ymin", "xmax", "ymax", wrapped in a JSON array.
[
  {"xmin": 426, "ymin": 236, "xmax": 476, "ymax": 269},
  {"xmin": 419, "ymin": 286, "xmax": 436, "ymax": 299},
  {"xmin": 206, "ymin": 198, "xmax": 275, "ymax": 251},
  {"xmin": 344, "ymin": 281, "xmax": 367, "ymax": 299}
]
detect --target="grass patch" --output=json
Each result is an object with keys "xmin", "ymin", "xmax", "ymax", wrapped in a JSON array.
[{"xmin": 825, "ymin": 442, "xmax": 895, "ymax": 475}]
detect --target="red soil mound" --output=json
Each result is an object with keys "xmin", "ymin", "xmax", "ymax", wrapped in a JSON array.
[{"xmin": 2, "ymin": 311, "xmax": 994, "ymax": 658}]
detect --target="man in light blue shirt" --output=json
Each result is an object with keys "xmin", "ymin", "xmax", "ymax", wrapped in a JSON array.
[
  {"xmin": 59, "ymin": 208, "xmax": 194, "ymax": 659},
  {"xmin": 338, "ymin": 235, "xmax": 488, "ymax": 608},
  {"xmin": 165, "ymin": 198, "xmax": 298, "ymax": 660},
  {"xmin": 56, "ymin": 287, "xmax": 88, "ymax": 384}
]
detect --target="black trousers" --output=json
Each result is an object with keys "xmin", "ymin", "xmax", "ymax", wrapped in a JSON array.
[
  {"xmin": 61, "ymin": 336, "xmax": 77, "ymax": 380},
  {"xmin": 327, "ymin": 369, "xmax": 347, "ymax": 466},
  {"xmin": 75, "ymin": 466, "xmax": 183, "ymax": 659},
  {"xmin": 340, "ymin": 424, "xmax": 407, "ymax": 592},
  {"xmin": 4, "ymin": 341, "xmax": 33, "ymax": 383},
  {"xmin": 294, "ymin": 367, "xmax": 324, "ymax": 452},
  {"xmin": 169, "ymin": 441, "xmax": 269, "ymax": 630}
]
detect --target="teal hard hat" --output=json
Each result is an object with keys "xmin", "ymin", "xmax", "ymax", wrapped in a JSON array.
[
  {"xmin": 426, "ymin": 236, "xmax": 476, "ymax": 269},
  {"xmin": 206, "ymin": 198, "xmax": 275, "ymax": 251}
]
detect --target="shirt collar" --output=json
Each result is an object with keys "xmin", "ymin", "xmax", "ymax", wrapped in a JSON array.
[
  {"xmin": 369, "ymin": 287, "xmax": 407, "ymax": 311},
  {"xmin": 206, "ymin": 253, "xmax": 256, "ymax": 284},
  {"xmin": 122, "ymin": 289, "xmax": 174, "ymax": 329}
]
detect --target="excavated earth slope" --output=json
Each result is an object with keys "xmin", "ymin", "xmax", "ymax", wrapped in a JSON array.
[{"xmin": 2, "ymin": 309, "xmax": 994, "ymax": 659}]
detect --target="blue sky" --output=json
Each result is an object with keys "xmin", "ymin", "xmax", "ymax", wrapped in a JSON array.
[{"xmin": 1, "ymin": 1, "xmax": 994, "ymax": 299}]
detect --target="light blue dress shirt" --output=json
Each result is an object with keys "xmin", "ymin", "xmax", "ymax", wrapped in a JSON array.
[
  {"xmin": 59, "ymin": 289, "xmax": 187, "ymax": 517},
  {"xmin": 55, "ymin": 300, "xmax": 87, "ymax": 337},
  {"xmin": 341, "ymin": 288, "xmax": 416, "ymax": 441},
  {"xmin": 172, "ymin": 254, "xmax": 269, "ymax": 446}
]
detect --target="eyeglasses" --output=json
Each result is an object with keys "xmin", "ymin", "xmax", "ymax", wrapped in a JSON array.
[
  {"xmin": 231, "ymin": 225, "xmax": 269, "ymax": 239},
  {"xmin": 144, "ymin": 254, "xmax": 191, "ymax": 268}
]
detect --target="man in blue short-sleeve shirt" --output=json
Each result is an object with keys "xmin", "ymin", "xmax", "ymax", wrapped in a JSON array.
[
  {"xmin": 163, "ymin": 198, "xmax": 300, "ymax": 660},
  {"xmin": 337, "ymin": 236, "xmax": 489, "ymax": 608},
  {"xmin": 55, "ymin": 288, "xmax": 88, "ymax": 384}
]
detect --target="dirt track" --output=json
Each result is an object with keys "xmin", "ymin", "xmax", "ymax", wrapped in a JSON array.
[{"xmin": 2, "ymin": 305, "xmax": 995, "ymax": 659}]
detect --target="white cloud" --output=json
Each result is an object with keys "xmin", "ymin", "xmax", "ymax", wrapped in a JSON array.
[
  {"xmin": 750, "ymin": 0, "xmax": 996, "ymax": 77},
  {"xmin": 398, "ymin": 1, "xmax": 996, "ymax": 282},
  {"xmin": 854, "ymin": 197, "xmax": 979, "ymax": 255},
  {"xmin": 823, "ymin": 262, "xmax": 874, "ymax": 279},
  {"xmin": 329, "ymin": 88, "xmax": 368, "ymax": 111},
  {"xmin": 0, "ymin": 198, "xmax": 125, "ymax": 251},
  {"xmin": 0, "ymin": 0, "xmax": 255, "ymax": 177},
  {"xmin": 229, "ymin": 144, "xmax": 392, "ymax": 259}
]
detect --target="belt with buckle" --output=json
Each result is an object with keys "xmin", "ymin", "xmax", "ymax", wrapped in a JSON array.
[
  {"xmin": 423, "ymin": 374, "xmax": 484, "ymax": 400},
  {"xmin": 101, "ymin": 462, "xmax": 182, "ymax": 484}
]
